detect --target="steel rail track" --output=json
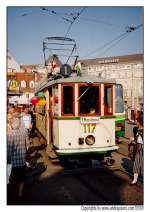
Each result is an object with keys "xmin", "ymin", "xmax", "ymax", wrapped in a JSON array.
[{"xmin": 62, "ymin": 165, "xmax": 143, "ymax": 205}]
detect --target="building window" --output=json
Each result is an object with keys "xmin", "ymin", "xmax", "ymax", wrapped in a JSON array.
[
  {"xmin": 26, "ymin": 93, "xmax": 29, "ymax": 98},
  {"xmin": 30, "ymin": 80, "xmax": 35, "ymax": 88},
  {"xmin": 137, "ymin": 63, "xmax": 143, "ymax": 68},
  {"xmin": 21, "ymin": 80, "xmax": 26, "ymax": 88},
  {"xmin": 125, "ymin": 64, "xmax": 131, "ymax": 69}
]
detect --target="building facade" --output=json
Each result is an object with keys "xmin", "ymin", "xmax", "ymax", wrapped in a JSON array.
[
  {"xmin": 7, "ymin": 50, "xmax": 46, "ymax": 105},
  {"xmin": 7, "ymin": 51, "xmax": 143, "ymax": 108},
  {"xmin": 79, "ymin": 54, "xmax": 143, "ymax": 108}
]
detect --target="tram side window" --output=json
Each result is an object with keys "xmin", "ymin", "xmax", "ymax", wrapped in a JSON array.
[
  {"xmin": 79, "ymin": 86, "xmax": 100, "ymax": 115},
  {"xmin": 62, "ymin": 86, "xmax": 74, "ymax": 115},
  {"xmin": 115, "ymin": 84, "xmax": 124, "ymax": 113},
  {"xmin": 104, "ymin": 85, "xmax": 113, "ymax": 115}
]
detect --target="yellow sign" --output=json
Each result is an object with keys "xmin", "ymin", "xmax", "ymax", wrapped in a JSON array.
[
  {"xmin": 9, "ymin": 80, "xmax": 19, "ymax": 91},
  {"xmin": 116, "ymin": 127, "xmax": 121, "ymax": 131}
]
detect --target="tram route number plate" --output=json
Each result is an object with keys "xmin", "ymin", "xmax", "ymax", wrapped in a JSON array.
[{"xmin": 80, "ymin": 116, "xmax": 101, "ymax": 124}]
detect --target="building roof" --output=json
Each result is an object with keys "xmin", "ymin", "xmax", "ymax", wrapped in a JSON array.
[
  {"xmin": 20, "ymin": 64, "xmax": 38, "ymax": 69},
  {"xmin": 16, "ymin": 72, "xmax": 34, "ymax": 81},
  {"xmin": 79, "ymin": 54, "xmax": 143, "ymax": 66}
]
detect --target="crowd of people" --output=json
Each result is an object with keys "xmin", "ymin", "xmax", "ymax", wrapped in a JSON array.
[{"xmin": 7, "ymin": 104, "xmax": 36, "ymax": 199}]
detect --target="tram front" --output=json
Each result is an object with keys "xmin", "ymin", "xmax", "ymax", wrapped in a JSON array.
[{"xmin": 52, "ymin": 76, "xmax": 119, "ymax": 162}]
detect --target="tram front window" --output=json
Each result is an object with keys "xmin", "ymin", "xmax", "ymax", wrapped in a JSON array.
[
  {"xmin": 79, "ymin": 86, "xmax": 99, "ymax": 115},
  {"xmin": 115, "ymin": 84, "xmax": 124, "ymax": 113}
]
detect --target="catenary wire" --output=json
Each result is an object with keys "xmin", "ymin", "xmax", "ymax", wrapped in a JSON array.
[
  {"xmin": 83, "ymin": 32, "xmax": 128, "ymax": 58},
  {"xmin": 82, "ymin": 24, "xmax": 143, "ymax": 58},
  {"xmin": 98, "ymin": 33, "xmax": 131, "ymax": 57},
  {"xmin": 98, "ymin": 24, "xmax": 143, "ymax": 57},
  {"xmin": 79, "ymin": 17, "xmax": 125, "ymax": 29}
]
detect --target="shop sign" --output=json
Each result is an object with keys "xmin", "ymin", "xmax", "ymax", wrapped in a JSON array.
[
  {"xmin": 8, "ymin": 80, "xmax": 20, "ymax": 91},
  {"xmin": 98, "ymin": 58, "xmax": 119, "ymax": 64}
]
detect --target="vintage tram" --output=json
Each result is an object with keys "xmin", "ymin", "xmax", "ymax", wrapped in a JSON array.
[
  {"xmin": 34, "ymin": 36, "xmax": 125, "ymax": 165},
  {"xmin": 35, "ymin": 73, "xmax": 125, "ymax": 164}
]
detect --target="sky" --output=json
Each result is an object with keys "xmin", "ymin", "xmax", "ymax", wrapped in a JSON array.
[{"xmin": 7, "ymin": 6, "xmax": 143, "ymax": 65}]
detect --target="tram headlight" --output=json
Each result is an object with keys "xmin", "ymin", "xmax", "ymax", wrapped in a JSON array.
[{"xmin": 85, "ymin": 135, "xmax": 95, "ymax": 146}]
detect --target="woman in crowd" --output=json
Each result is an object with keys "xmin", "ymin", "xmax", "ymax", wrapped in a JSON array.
[
  {"xmin": 21, "ymin": 107, "xmax": 32, "ymax": 148},
  {"xmin": 130, "ymin": 117, "xmax": 143, "ymax": 185},
  {"xmin": 7, "ymin": 116, "xmax": 28, "ymax": 199}
]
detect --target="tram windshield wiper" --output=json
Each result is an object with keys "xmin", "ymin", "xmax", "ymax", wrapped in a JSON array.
[{"xmin": 76, "ymin": 86, "xmax": 90, "ymax": 102}]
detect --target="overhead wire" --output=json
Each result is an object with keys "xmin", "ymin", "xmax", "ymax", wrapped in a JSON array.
[
  {"xmin": 41, "ymin": 7, "xmax": 73, "ymax": 23},
  {"xmin": 63, "ymin": 7, "xmax": 87, "ymax": 39},
  {"xmin": 83, "ymin": 24, "xmax": 143, "ymax": 59},
  {"xmin": 79, "ymin": 17, "xmax": 125, "ymax": 29},
  {"xmin": 10, "ymin": 9, "xmax": 41, "ymax": 20},
  {"xmin": 83, "ymin": 32, "xmax": 128, "ymax": 58},
  {"xmin": 60, "ymin": 7, "xmax": 86, "ymax": 63},
  {"xmin": 11, "ymin": 8, "xmax": 143, "ymax": 64},
  {"xmin": 98, "ymin": 33, "xmax": 131, "ymax": 57},
  {"xmin": 98, "ymin": 24, "xmax": 143, "ymax": 57},
  {"xmin": 41, "ymin": 7, "xmax": 86, "ymax": 64}
]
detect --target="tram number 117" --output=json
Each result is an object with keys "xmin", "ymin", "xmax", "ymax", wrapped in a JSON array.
[{"xmin": 83, "ymin": 123, "xmax": 96, "ymax": 133}]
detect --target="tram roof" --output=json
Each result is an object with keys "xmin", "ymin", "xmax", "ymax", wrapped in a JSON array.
[{"xmin": 35, "ymin": 75, "xmax": 116, "ymax": 92}]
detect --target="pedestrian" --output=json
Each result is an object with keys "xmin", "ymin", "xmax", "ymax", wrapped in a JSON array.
[
  {"xmin": 130, "ymin": 117, "xmax": 143, "ymax": 185},
  {"xmin": 124, "ymin": 101, "xmax": 128, "ymax": 119},
  {"xmin": 22, "ymin": 107, "xmax": 32, "ymax": 131},
  {"xmin": 8, "ymin": 104, "xmax": 20, "ymax": 118},
  {"xmin": 8, "ymin": 104, "xmax": 15, "ymax": 115},
  {"xmin": 28, "ymin": 105, "xmax": 36, "ymax": 136},
  {"xmin": 20, "ymin": 105, "xmax": 25, "ymax": 118},
  {"xmin": 21, "ymin": 107, "xmax": 32, "ymax": 147},
  {"xmin": 7, "ymin": 117, "xmax": 28, "ymax": 199},
  {"xmin": 7, "ymin": 113, "xmax": 13, "ymax": 133}
]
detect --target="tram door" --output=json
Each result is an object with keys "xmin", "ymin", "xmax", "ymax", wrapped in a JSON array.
[{"xmin": 104, "ymin": 84, "xmax": 113, "ymax": 116}]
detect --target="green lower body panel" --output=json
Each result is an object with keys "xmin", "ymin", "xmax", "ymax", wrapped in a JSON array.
[{"xmin": 115, "ymin": 119, "xmax": 125, "ymax": 137}]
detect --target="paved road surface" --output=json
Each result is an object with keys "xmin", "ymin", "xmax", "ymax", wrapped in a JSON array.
[{"xmin": 7, "ymin": 136, "xmax": 143, "ymax": 205}]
